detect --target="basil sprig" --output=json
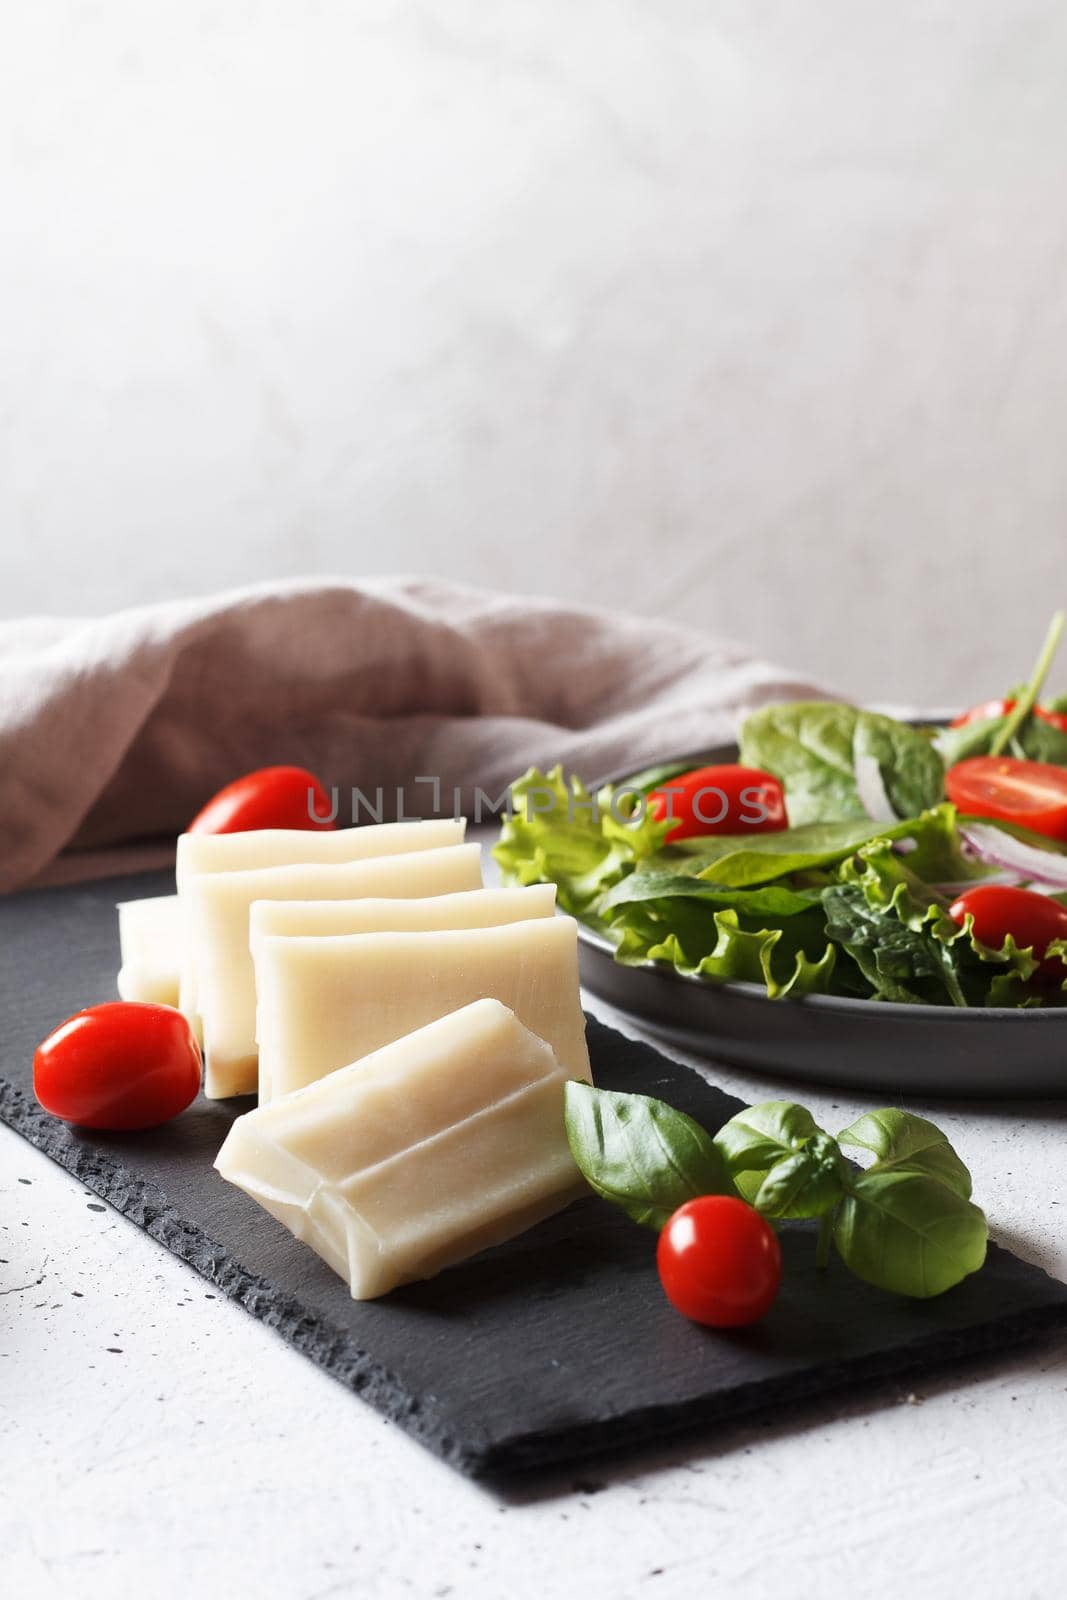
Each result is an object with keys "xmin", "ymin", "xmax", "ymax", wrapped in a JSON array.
[
  {"xmin": 564, "ymin": 1085, "xmax": 987, "ymax": 1300},
  {"xmin": 563, "ymin": 1083, "xmax": 731, "ymax": 1229}
]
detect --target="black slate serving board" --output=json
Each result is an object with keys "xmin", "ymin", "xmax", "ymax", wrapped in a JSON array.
[{"xmin": 3, "ymin": 869, "xmax": 1067, "ymax": 1479}]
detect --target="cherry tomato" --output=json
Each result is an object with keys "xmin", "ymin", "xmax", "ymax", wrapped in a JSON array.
[
  {"xmin": 34, "ymin": 1003, "xmax": 202, "ymax": 1130},
  {"xmin": 648, "ymin": 765, "xmax": 788, "ymax": 843},
  {"xmin": 945, "ymin": 756, "xmax": 1067, "ymax": 843},
  {"xmin": 948, "ymin": 884, "xmax": 1067, "ymax": 978},
  {"xmin": 951, "ymin": 698, "xmax": 1067, "ymax": 734},
  {"xmin": 656, "ymin": 1195, "xmax": 782, "ymax": 1328},
  {"xmin": 188, "ymin": 765, "xmax": 336, "ymax": 833},
  {"xmin": 951, "ymin": 697, "xmax": 1014, "ymax": 728}
]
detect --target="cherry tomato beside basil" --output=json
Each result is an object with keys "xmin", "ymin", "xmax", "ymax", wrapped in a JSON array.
[
  {"xmin": 948, "ymin": 885, "xmax": 1067, "ymax": 979},
  {"xmin": 34, "ymin": 1003, "xmax": 202, "ymax": 1131},
  {"xmin": 656, "ymin": 1195, "xmax": 782, "ymax": 1328},
  {"xmin": 945, "ymin": 757, "xmax": 1067, "ymax": 843},
  {"xmin": 188, "ymin": 765, "xmax": 336, "ymax": 833},
  {"xmin": 648, "ymin": 765, "xmax": 788, "ymax": 843},
  {"xmin": 951, "ymin": 698, "xmax": 1067, "ymax": 734}
]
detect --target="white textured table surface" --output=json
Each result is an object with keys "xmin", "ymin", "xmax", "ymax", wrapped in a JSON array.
[{"xmin": 3, "ymin": 990, "xmax": 1067, "ymax": 1600}]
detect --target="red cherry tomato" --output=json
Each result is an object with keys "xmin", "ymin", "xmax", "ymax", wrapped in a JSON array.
[
  {"xmin": 951, "ymin": 698, "xmax": 1067, "ymax": 734},
  {"xmin": 648, "ymin": 765, "xmax": 788, "ymax": 843},
  {"xmin": 950, "ymin": 697, "xmax": 1014, "ymax": 729},
  {"xmin": 188, "ymin": 765, "xmax": 336, "ymax": 833},
  {"xmin": 656, "ymin": 1195, "xmax": 782, "ymax": 1328},
  {"xmin": 945, "ymin": 757, "xmax": 1067, "ymax": 843},
  {"xmin": 34, "ymin": 1003, "xmax": 202, "ymax": 1131},
  {"xmin": 949, "ymin": 884, "xmax": 1067, "ymax": 978}
]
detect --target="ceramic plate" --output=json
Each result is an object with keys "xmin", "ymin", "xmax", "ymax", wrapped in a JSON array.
[{"xmin": 578, "ymin": 744, "xmax": 1067, "ymax": 1098}]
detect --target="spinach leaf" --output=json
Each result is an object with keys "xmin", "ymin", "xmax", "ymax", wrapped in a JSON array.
[
  {"xmin": 834, "ymin": 841, "xmax": 1040, "ymax": 1005},
  {"xmin": 667, "ymin": 808, "xmax": 962, "ymax": 888},
  {"xmin": 714, "ymin": 1102, "xmax": 846, "ymax": 1218},
  {"xmin": 822, "ymin": 882, "xmax": 971, "ymax": 1005},
  {"xmin": 600, "ymin": 870, "xmax": 820, "ymax": 918},
  {"xmin": 739, "ymin": 702, "xmax": 944, "ymax": 826},
  {"xmin": 563, "ymin": 1081, "xmax": 731, "ymax": 1230}
]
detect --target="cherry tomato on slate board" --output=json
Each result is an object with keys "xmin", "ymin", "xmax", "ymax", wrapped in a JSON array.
[
  {"xmin": 951, "ymin": 698, "xmax": 1067, "ymax": 733},
  {"xmin": 647, "ymin": 765, "xmax": 788, "ymax": 843},
  {"xmin": 945, "ymin": 757, "xmax": 1067, "ymax": 843},
  {"xmin": 189, "ymin": 765, "xmax": 336, "ymax": 833},
  {"xmin": 34, "ymin": 1003, "xmax": 202, "ymax": 1131},
  {"xmin": 949, "ymin": 885, "xmax": 1067, "ymax": 979},
  {"xmin": 656, "ymin": 1195, "xmax": 782, "ymax": 1328}
]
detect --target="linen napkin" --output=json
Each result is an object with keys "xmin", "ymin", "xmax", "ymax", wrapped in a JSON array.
[{"xmin": 0, "ymin": 577, "xmax": 834, "ymax": 893}]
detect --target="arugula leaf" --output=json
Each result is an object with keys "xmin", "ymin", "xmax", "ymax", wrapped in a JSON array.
[
  {"xmin": 936, "ymin": 612, "xmax": 1067, "ymax": 766},
  {"xmin": 739, "ymin": 702, "xmax": 944, "ymax": 826},
  {"xmin": 563, "ymin": 1081, "xmax": 731, "ymax": 1230},
  {"xmin": 714, "ymin": 1102, "xmax": 846, "ymax": 1218},
  {"xmin": 937, "ymin": 712, "xmax": 1067, "ymax": 769}
]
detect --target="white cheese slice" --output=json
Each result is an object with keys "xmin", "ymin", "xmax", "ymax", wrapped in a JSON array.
[
  {"xmin": 116, "ymin": 894, "xmax": 182, "ymax": 1008},
  {"xmin": 248, "ymin": 882, "xmax": 556, "ymax": 946},
  {"xmin": 176, "ymin": 818, "xmax": 466, "ymax": 1021},
  {"xmin": 254, "ymin": 914, "xmax": 590, "ymax": 1103},
  {"xmin": 214, "ymin": 998, "xmax": 587, "ymax": 1299},
  {"xmin": 195, "ymin": 843, "xmax": 484, "ymax": 1100}
]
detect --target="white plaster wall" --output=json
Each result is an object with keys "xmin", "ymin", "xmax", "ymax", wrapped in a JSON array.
[{"xmin": 4, "ymin": 2, "xmax": 1067, "ymax": 702}]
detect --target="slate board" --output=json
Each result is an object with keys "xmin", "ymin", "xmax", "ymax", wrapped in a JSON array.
[{"xmin": 3, "ymin": 869, "xmax": 1067, "ymax": 1479}]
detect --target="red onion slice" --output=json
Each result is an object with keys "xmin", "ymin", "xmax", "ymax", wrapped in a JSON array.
[
  {"xmin": 853, "ymin": 752, "xmax": 897, "ymax": 823},
  {"xmin": 957, "ymin": 822, "xmax": 1067, "ymax": 888}
]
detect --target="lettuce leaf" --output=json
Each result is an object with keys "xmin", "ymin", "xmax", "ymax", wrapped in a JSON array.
[
  {"xmin": 493, "ymin": 766, "xmax": 668, "ymax": 922},
  {"xmin": 827, "ymin": 843, "xmax": 1041, "ymax": 1006}
]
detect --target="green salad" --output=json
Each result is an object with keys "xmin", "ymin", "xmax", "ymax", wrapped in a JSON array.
[{"xmin": 495, "ymin": 616, "xmax": 1067, "ymax": 1008}]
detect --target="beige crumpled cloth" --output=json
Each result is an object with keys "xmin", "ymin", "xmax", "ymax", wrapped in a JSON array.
[{"xmin": 0, "ymin": 578, "xmax": 835, "ymax": 893}]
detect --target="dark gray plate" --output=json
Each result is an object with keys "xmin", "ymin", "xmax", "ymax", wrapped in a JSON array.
[{"xmin": 578, "ymin": 745, "xmax": 1067, "ymax": 1098}]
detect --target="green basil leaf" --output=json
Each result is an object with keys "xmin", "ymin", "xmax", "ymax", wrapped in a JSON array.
[
  {"xmin": 563, "ymin": 1082, "xmax": 731, "ymax": 1230},
  {"xmin": 837, "ymin": 1108, "xmax": 973, "ymax": 1198},
  {"xmin": 834, "ymin": 1171, "xmax": 988, "ymax": 1298},
  {"xmin": 714, "ymin": 1102, "xmax": 845, "ymax": 1218}
]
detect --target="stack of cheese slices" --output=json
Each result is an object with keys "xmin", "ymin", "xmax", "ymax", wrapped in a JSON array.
[{"xmin": 116, "ymin": 819, "xmax": 592, "ymax": 1299}]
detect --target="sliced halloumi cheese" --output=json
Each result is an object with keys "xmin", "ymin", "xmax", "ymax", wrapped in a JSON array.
[
  {"xmin": 117, "ymin": 894, "xmax": 183, "ymax": 1008},
  {"xmin": 249, "ymin": 882, "xmax": 556, "ymax": 946},
  {"xmin": 194, "ymin": 843, "xmax": 483, "ymax": 1100},
  {"xmin": 215, "ymin": 999, "xmax": 587, "ymax": 1299},
  {"xmin": 254, "ymin": 914, "xmax": 590, "ymax": 1103},
  {"xmin": 176, "ymin": 818, "xmax": 467, "ymax": 1021}
]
